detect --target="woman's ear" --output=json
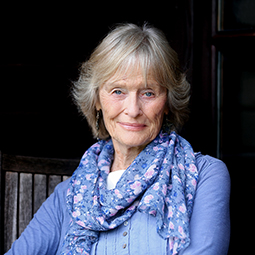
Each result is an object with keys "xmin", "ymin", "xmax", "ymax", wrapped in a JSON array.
[
  {"xmin": 96, "ymin": 101, "xmax": 101, "ymax": 111},
  {"xmin": 95, "ymin": 93, "xmax": 101, "ymax": 111},
  {"xmin": 164, "ymin": 104, "xmax": 169, "ymax": 115},
  {"xmin": 95, "ymin": 88, "xmax": 102, "ymax": 111}
]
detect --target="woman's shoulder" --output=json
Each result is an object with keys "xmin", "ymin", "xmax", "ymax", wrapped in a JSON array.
[
  {"xmin": 194, "ymin": 152, "xmax": 230, "ymax": 186},
  {"xmin": 195, "ymin": 152, "xmax": 227, "ymax": 171}
]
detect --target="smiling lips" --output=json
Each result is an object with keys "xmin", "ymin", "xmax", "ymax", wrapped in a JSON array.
[{"xmin": 118, "ymin": 122, "xmax": 147, "ymax": 131}]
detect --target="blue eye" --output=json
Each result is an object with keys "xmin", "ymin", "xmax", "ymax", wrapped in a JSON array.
[
  {"xmin": 145, "ymin": 92, "xmax": 153, "ymax": 97},
  {"xmin": 114, "ymin": 90, "xmax": 122, "ymax": 95}
]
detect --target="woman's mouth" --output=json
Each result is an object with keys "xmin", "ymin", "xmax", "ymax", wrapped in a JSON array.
[{"xmin": 118, "ymin": 122, "xmax": 147, "ymax": 131}]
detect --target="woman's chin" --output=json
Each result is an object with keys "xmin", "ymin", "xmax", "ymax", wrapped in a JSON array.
[{"xmin": 112, "ymin": 129, "xmax": 156, "ymax": 150}]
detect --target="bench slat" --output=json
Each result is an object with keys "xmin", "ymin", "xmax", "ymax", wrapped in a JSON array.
[
  {"xmin": 4, "ymin": 172, "xmax": 18, "ymax": 252},
  {"xmin": 48, "ymin": 175, "xmax": 62, "ymax": 196},
  {"xmin": 19, "ymin": 173, "xmax": 32, "ymax": 236},
  {"xmin": 34, "ymin": 174, "xmax": 47, "ymax": 214}
]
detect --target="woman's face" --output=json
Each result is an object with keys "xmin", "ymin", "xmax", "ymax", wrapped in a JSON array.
[{"xmin": 97, "ymin": 72, "xmax": 169, "ymax": 152}]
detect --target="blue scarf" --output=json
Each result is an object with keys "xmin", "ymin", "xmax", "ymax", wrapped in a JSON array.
[{"xmin": 61, "ymin": 131, "xmax": 198, "ymax": 255}]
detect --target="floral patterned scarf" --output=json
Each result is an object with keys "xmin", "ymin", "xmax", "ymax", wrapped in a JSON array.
[{"xmin": 61, "ymin": 131, "xmax": 198, "ymax": 255}]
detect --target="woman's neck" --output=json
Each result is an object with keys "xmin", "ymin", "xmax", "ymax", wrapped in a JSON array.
[{"xmin": 110, "ymin": 142, "xmax": 145, "ymax": 172}]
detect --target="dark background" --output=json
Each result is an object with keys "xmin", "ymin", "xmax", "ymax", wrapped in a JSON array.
[
  {"xmin": 1, "ymin": 1, "xmax": 202, "ymax": 159},
  {"xmin": 1, "ymin": 1, "xmax": 255, "ymax": 254}
]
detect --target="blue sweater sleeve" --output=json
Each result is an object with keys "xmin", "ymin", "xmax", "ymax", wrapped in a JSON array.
[
  {"xmin": 180, "ymin": 154, "xmax": 231, "ymax": 255},
  {"xmin": 5, "ymin": 179, "xmax": 69, "ymax": 255}
]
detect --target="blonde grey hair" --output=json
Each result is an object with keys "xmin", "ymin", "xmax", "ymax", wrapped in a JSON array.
[{"xmin": 73, "ymin": 23, "xmax": 190, "ymax": 139}]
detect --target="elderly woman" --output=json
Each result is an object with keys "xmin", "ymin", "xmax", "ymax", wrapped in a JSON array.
[{"xmin": 6, "ymin": 23, "xmax": 230, "ymax": 255}]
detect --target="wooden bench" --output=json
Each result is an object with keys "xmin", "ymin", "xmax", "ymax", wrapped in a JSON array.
[{"xmin": 0, "ymin": 152, "xmax": 79, "ymax": 254}]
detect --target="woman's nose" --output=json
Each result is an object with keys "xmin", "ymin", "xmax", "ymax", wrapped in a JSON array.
[{"xmin": 124, "ymin": 93, "xmax": 142, "ymax": 117}]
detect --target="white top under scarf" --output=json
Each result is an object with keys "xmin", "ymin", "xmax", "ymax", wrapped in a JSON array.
[{"xmin": 106, "ymin": 170, "xmax": 125, "ymax": 190}]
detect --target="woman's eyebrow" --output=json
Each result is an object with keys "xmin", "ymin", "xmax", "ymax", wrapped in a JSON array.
[
  {"xmin": 104, "ymin": 79, "xmax": 160, "ymax": 89},
  {"xmin": 105, "ymin": 82, "xmax": 126, "ymax": 88}
]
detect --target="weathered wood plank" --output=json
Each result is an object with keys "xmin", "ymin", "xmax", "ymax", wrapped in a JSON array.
[
  {"xmin": 4, "ymin": 172, "xmax": 18, "ymax": 253},
  {"xmin": 2, "ymin": 154, "xmax": 79, "ymax": 175},
  {"xmin": 34, "ymin": 174, "xmax": 47, "ymax": 214},
  {"xmin": 48, "ymin": 175, "xmax": 61, "ymax": 196},
  {"xmin": 19, "ymin": 173, "xmax": 32, "ymax": 236},
  {"xmin": 63, "ymin": 175, "xmax": 71, "ymax": 182}
]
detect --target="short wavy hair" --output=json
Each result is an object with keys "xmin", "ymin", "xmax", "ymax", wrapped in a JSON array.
[{"xmin": 73, "ymin": 23, "xmax": 190, "ymax": 139}]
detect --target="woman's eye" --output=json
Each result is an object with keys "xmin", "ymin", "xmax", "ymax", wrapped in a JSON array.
[
  {"xmin": 144, "ymin": 92, "xmax": 154, "ymax": 97},
  {"xmin": 113, "ymin": 90, "xmax": 122, "ymax": 95}
]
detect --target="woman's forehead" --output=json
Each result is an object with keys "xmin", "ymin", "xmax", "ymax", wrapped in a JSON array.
[{"xmin": 106, "ymin": 66, "xmax": 157, "ymax": 84}]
